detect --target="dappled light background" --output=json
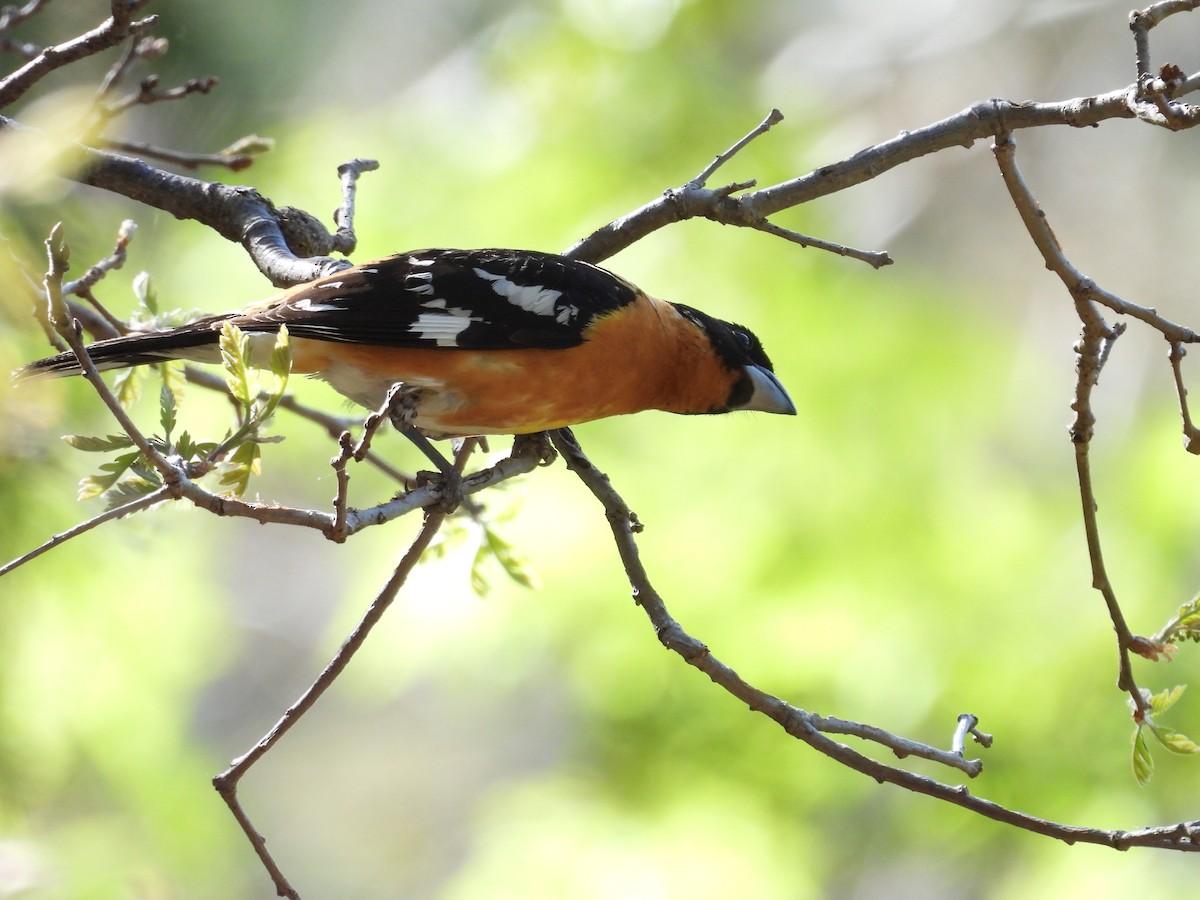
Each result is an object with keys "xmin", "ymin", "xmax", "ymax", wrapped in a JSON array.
[{"xmin": 3, "ymin": 0, "xmax": 1200, "ymax": 897}]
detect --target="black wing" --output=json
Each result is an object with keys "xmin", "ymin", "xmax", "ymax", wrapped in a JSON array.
[{"xmin": 233, "ymin": 249, "xmax": 641, "ymax": 350}]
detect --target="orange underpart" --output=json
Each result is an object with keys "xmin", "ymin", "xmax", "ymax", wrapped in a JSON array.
[{"xmin": 288, "ymin": 295, "xmax": 736, "ymax": 435}]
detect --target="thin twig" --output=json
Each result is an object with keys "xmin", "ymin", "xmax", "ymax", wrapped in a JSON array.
[
  {"xmin": 331, "ymin": 158, "xmax": 379, "ymax": 254},
  {"xmin": 100, "ymin": 138, "xmax": 260, "ymax": 171},
  {"xmin": 1073, "ymin": 305, "xmax": 1147, "ymax": 713},
  {"xmin": 1168, "ymin": 341, "xmax": 1200, "ymax": 453},
  {"xmin": 688, "ymin": 107, "xmax": 784, "ymax": 188},
  {"xmin": 116, "ymin": 428, "xmax": 536, "ymax": 540},
  {"xmin": 991, "ymin": 134, "xmax": 1148, "ymax": 714},
  {"xmin": 213, "ymin": 497, "xmax": 455, "ymax": 899},
  {"xmin": 549, "ymin": 428, "xmax": 984, "ymax": 778},
  {"xmin": 329, "ymin": 432, "xmax": 356, "ymax": 541},
  {"xmin": 90, "ymin": 32, "xmax": 165, "ymax": 111},
  {"xmin": 106, "ymin": 74, "xmax": 217, "ymax": 116},
  {"xmin": 951, "ymin": 714, "xmax": 993, "ymax": 755},
  {"xmin": 0, "ymin": 0, "xmax": 157, "ymax": 109},
  {"xmin": 0, "ymin": 0, "xmax": 55, "ymax": 37},
  {"xmin": 814, "ymin": 713, "xmax": 982, "ymax": 777},
  {"xmin": 993, "ymin": 131, "xmax": 1196, "ymax": 340},
  {"xmin": 1130, "ymin": 1, "xmax": 1200, "ymax": 83},
  {"xmin": 43, "ymin": 224, "xmax": 181, "ymax": 489},
  {"xmin": 0, "ymin": 486, "xmax": 169, "ymax": 577},
  {"xmin": 61, "ymin": 218, "xmax": 136, "ymax": 298},
  {"xmin": 21, "ymin": 220, "xmax": 135, "ymax": 348},
  {"xmin": 325, "ymin": 386, "xmax": 431, "ymax": 541},
  {"xmin": 750, "ymin": 218, "xmax": 893, "ymax": 269}
]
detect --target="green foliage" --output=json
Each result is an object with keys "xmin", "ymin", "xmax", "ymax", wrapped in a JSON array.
[
  {"xmin": 218, "ymin": 439, "xmax": 261, "ymax": 496},
  {"xmin": 61, "ymin": 433, "xmax": 134, "ymax": 453},
  {"xmin": 74, "ymin": 449, "xmax": 142, "ymax": 502},
  {"xmin": 212, "ymin": 322, "xmax": 291, "ymax": 494},
  {"xmin": 1155, "ymin": 593, "xmax": 1200, "ymax": 652},
  {"xmin": 219, "ymin": 319, "xmax": 253, "ymax": 406},
  {"xmin": 64, "ymin": 322, "xmax": 292, "ymax": 506},
  {"xmin": 472, "ymin": 519, "xmax": 540, "ymax": 595},
  {"xmin": 10, "ymin": 2, "xmax": 1200, "ymax": 897},
  {"xmin": 427, "ymin": 506, "xmax": 540, "ymax": 597},
  {"xmin": 110, "ymin": 365, "xmax": 144, "ymax": 409},
  {"xmin": 1131, "ymin": 686, "xmax": 1200, "ymax": 786}
]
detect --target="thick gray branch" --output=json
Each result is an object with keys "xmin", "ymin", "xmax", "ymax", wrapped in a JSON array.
[{"xmin": 0, "ymin": 115, "xmax": 352, "ymax": 286}]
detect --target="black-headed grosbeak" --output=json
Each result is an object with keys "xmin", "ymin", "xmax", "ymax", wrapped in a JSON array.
[{"xmin": 19, "ymin": 248, "xmax": 795, "ymax": 437}]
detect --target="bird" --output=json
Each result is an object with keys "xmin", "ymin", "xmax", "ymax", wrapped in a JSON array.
[{"xmin": 18, "ymin": 248, "xmax": 796, "ymax": 448}]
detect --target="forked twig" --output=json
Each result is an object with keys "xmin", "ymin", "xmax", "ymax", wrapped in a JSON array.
[
  {"xmin": 0, "ymin": 0, "xmax": 157, "ymax": 109},
  {"xmin": 549, "ymin": 429, "xmax": 1200, "ymax": 851},
  {"xmin": 213, "ymin": 505, "xmax": 451, "ymax": 899},
  {"xmin": 687, "ymin": 107, "xmax": 783, "ymax": 188},
  {"xmin": 992, "ymin": 133, "xmax": 1147, "ymax": 713}
]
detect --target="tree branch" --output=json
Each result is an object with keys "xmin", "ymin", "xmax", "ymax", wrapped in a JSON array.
[
  {"xmin": 0, "ymin": 0, "xmax": 156, "ymax": 109},
  {"xmin": 550, "ymin": 429, "xmax": 1200, "ymax": 852}
]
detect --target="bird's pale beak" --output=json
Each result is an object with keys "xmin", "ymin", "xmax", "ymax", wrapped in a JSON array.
[{"xmin": 737, "ymin": 364, "xmax": 796, "ymax": 416}]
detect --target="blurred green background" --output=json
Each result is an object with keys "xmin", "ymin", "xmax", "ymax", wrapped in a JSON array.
[{"xmin": 4, "ymin": 0, "xmax": 1200, "ymax": 897}]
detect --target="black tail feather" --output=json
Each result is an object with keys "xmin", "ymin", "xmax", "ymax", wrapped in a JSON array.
[{"xmin": 14, "ymin": 317, "xmax": 230, "ymax": 381}]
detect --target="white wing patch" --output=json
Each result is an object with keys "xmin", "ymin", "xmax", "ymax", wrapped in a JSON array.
[
  {"xmin": 409, "ymin": 311, "xmax": 476, "ymax": 347},
  {"xmin": 404, "ymin": 270, "xmax": 436, "ymax": 296},
  {"xmin": 292, "ymin": 298, "xmax": 342, "ymax": 312},
  {"xmin": 473, "ymin": 267, "xmax": 562, "ymax": 316}
]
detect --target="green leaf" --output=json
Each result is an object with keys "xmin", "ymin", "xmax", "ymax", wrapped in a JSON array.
[
  {"xmin": 1172, "ymin": 616, "xmax": 1200, "ymax": 643},
  {"xmin": 191, "ymin": 441, "xmax": 220, "ymax": 459},
  {"xmin": 175, "ymin": 431, "xmax": 219, "ymax": 463},
  {"xmin": 128, "ymin": 458, "xmax": 160, "ymax": 484},
  {"xmin": 159, "ymin": 384, "xmax": 177, "ymax": 446},
  {"xmin": 102, "ymin": 476, "xmax": 161, "ymax": 510},
  {"xmin": 483, "ymin": 524, "xmax": 540, "ymax": 590},
  {"xmin": 219, "ymin": 441, "xmax": 261, "ymax": 496},
  {"xmin": 466, "ymin": 524, "xmax": 540, "ymax": 597},
  {"xmin": 1152, "ymin": 593, "xmax": 1200, "ymax": 648},
  {"xmin": 426, "ymin": 520, "xmax": 470, "ymax": 561},
  {"xmin": 175, "ymin": 430, "xmax": 195, "ymax": 460},
  {"xmin": 77, "ymin": 451, "xmax": 140, "ymax": 501},
  {"xmin": 159, "ymin": 359, "xmax": 187, "ymax": 401},
  {"xmin": 1150, "ymin": 724, "xmax": 1200, "ymax": 755},
  {"xmin": 219, "ymin": 322, "xmax": 253, "ymax": 407},
  {"xmin": 1132, "ymin": 726, "xmax": 1155, "ymax": 786},
  {"xmin": 111, "ymin": 366, "xmax": 144, "ymax": 409},
  {"xmin": 1149, "ymin": 685, "xmax": 1186, "ymax": 715},
  {"xmin": 270, "ymin": 324, "xmax": 292, "ymax": 385},
  {"xmin": 62, "ymin": 433, "xmax": 134, "ymax": 452},
  {"xmin": 470, "ymin": 549, "xmax": 491, "ymax": 596}
]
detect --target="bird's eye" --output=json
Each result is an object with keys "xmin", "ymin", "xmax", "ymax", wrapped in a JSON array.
[{"xmin": 735, "ymin": 330, "xmax": 752, "ymax": 348}]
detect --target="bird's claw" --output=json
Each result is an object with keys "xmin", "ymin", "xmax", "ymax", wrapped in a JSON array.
[{"xmin": 412, "ymin": 468, "xmax": 464, "ymax": 514}]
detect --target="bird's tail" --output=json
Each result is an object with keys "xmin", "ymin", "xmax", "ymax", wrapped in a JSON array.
[{"xmin": 14, "ymin": 316, "xmax": 232, "ymax": 381}]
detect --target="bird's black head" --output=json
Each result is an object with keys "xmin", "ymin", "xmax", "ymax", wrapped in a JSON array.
[{"xmin": 672, "ymin": 303, "xmax": 795, "ymax": 415}]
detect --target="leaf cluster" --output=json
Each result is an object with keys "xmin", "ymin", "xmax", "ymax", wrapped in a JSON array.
[
  {"xmin": 1131, "ymin": 684, "xmax": 1200, "ymax": 786},
  {"xmin": 64, "ymin": 275, "xmax": 292, "ymax": 507}
]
